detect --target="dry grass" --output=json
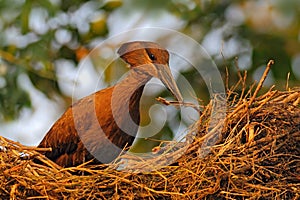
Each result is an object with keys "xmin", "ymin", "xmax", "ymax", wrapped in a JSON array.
[{"xmin": 1, "ymin": 61, "xmax": 300, "ymax": 199}]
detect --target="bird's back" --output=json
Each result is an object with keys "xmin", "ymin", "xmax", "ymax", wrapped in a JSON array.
[{"xmin": 38, "ymin": 85, "xmax": 143, "ymax": 167}]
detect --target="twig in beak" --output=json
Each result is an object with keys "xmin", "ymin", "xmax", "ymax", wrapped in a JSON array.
[{"xmin": 156, "ymin": 97, "xmax": 202, "ymax": 114}]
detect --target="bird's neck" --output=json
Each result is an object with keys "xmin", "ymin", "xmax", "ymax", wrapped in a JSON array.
[
  {"xmin": 121, "ymin": 69, "xmax": 151, "ymax": 87},
  {"xmin": 115, "ymin": 69, "xmax": 151, "ymax": 99},
  {"xmin": 110, "ymin": 70, "xmax": 151, "ymax": 135}
]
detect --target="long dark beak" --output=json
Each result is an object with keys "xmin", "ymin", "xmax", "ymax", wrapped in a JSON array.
[{"xmin": 157, "ymin": 64, "xmax": 183, "ymax": 103}]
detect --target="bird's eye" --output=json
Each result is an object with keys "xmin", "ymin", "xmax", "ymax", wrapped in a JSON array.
[
  {"xmin": 146, "ymin": 49, "xmax": 156, "ymax": 61},
  {"xmin": 149, "ymin": 53, "xmax": 156, "ymax": 60}
]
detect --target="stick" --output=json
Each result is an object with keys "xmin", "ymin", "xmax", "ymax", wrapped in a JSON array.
[
  {"xmin": 156, "ymin": 97, "xmax": 202, "ymax": 113},
  {"xmin": 249, "ymin": 60, "xmax": 274, "ymax": 105}
]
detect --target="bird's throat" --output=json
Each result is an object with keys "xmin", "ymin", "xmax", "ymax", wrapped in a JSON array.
[{"xmin": 108, "ymin": 70, "xmax": 151, "ymax": 143}]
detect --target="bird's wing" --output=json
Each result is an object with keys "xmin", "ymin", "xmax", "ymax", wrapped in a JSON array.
[
  {"xmin": 37, "ymin": 95, "xmax": 98, "ymax": 166},
  {"xmin": 37, "ymin": 88, "xmax": 114, "ymax": 167}
]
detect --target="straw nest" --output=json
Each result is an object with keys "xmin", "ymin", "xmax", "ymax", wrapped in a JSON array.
[{"xmin": 1, "ymin": 61, "xmax": 299, "ymax": 199}]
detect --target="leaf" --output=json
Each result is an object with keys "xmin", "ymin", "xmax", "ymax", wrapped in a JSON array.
[
  {"xmin": 20, "ymin": 0, "xmax": 32, "ymax": 34},
  {"xmin": 101, "ymin": 0, "xmax": 122, "ymax": 11}
]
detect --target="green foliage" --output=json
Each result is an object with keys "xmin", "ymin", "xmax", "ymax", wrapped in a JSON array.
[
  {"xmin": 0, "ymin": 0, "xmax": 121, "ymax": 120},
  {"xmin": 0, "ymin": 63, "xmax": 31, "ymax": 120},
  {"xmin": 169, "ymin": 0, "xmax": 299, "ymax": 87}
]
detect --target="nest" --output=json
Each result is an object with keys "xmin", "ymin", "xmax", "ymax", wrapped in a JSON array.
[{"xmin": 1, "ymin": 61, "xmax": 300, "ymax": 199}]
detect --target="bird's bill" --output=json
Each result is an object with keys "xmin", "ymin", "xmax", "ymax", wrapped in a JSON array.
[{"xmin": 158, "ymin": 64, "xmax": 183, "ymax": 103}]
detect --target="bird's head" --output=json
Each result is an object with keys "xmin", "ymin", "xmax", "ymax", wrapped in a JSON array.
[{"xmin": 118, "ymin": 41, "xmax": 183, "ymax": 103}]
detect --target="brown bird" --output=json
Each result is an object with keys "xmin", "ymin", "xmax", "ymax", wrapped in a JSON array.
[{"xmin": 37, "ymin": 41, "xmax": 183, "ymax": 167}]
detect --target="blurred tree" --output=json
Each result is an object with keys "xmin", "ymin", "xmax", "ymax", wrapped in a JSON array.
[
  {"xmin": 167, "ymin": 0, "xmax": 300, "ymax": 87},
  {"xmin": 0, "ymin": 0, "xmax": 121, "ymax": 120}
]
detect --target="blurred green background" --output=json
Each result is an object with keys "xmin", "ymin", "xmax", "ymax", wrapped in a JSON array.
[{"xmin": 0, "ymin": 0, "xmax": 299, "ymax": 148}]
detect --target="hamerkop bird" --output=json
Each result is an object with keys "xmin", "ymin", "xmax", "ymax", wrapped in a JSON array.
[{"xmin": 37, "ymin": 41, "xmax": 183, "ymax": 167}]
